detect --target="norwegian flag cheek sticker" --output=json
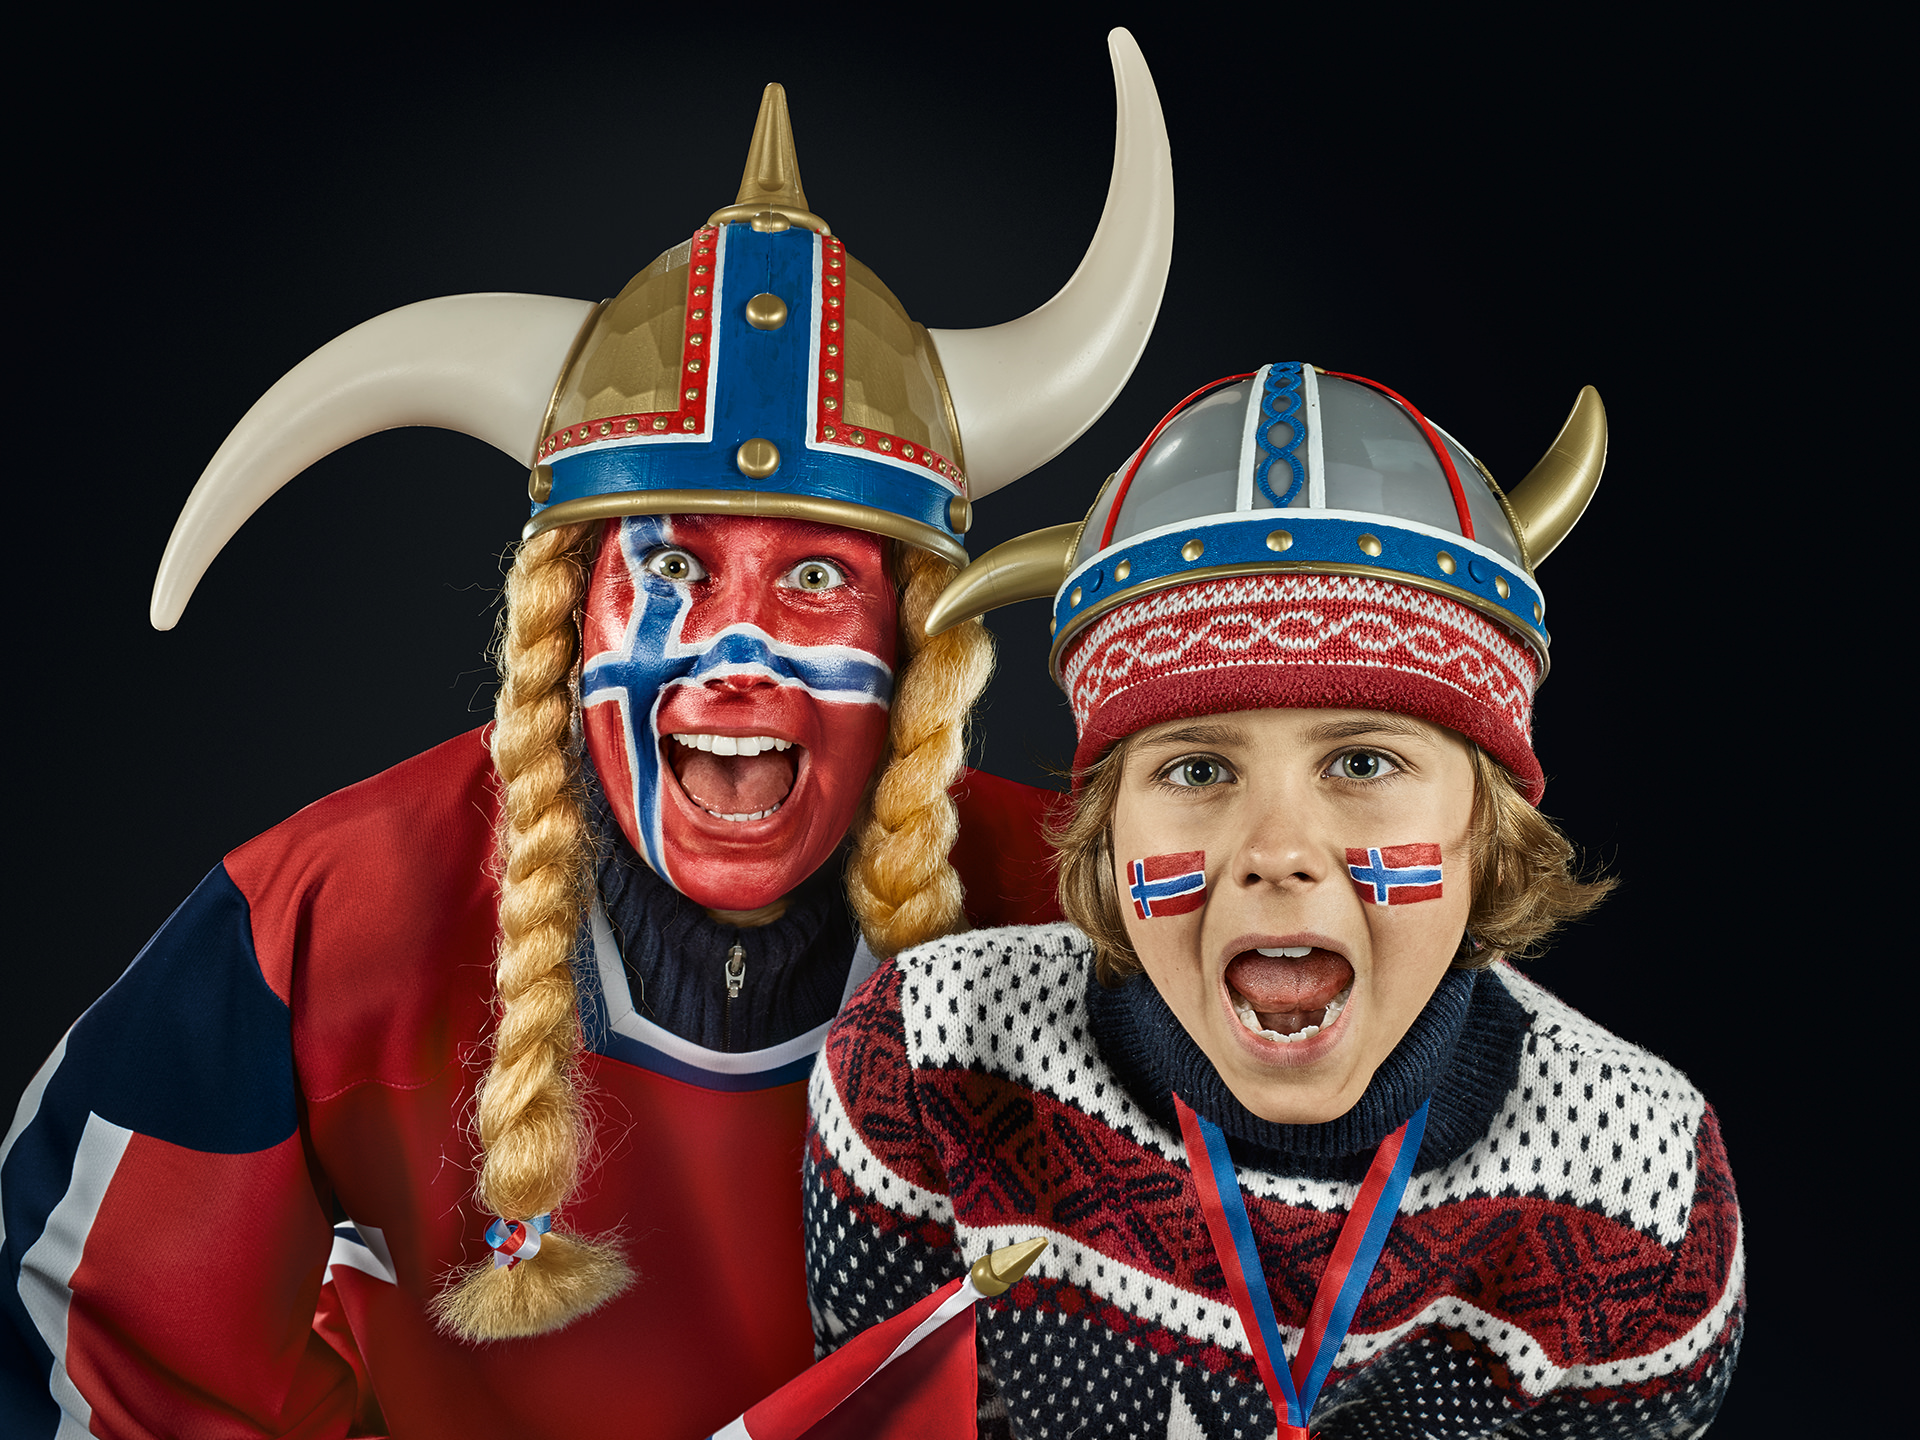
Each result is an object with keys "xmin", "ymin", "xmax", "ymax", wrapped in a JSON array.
[
  {"xmin": 1347, "ymin": 844, "xmax": 1444, "ymax": 905},
  {"xmin": 1126, "ymin": 851, "xmax": 1207, "ymax": 919}
]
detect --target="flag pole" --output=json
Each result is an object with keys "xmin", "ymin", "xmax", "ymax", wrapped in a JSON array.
[{"xmin": 709, "ymin": 1238, "xmax": 1049, "ymax": 1440}]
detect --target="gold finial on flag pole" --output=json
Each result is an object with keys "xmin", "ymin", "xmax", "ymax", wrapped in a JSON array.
[{"xmin": 968, "ymin": 1237, "xmax": 1049, "ymax": 1298}]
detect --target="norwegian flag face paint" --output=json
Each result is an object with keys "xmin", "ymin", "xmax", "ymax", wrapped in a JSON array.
[
  {"xmin": 1346, "ymin": 844, "xmax": 1444, "ymax": 905},
  {"xmin": 1126, "ymin": 851, "xmax": 1207, "ymax": 919},
  {"xmin": 580, "ymin": 514, "xmax": 897, "ymax": 909}
]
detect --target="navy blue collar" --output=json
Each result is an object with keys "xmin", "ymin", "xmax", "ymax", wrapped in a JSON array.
[
  {"xmin": 1087, "ymin": 958, "xmax": 1527, "ymax": 1181},
  {"xmin": 584, "ymin": 763, "xmax": 859, "ymax": 1053}
]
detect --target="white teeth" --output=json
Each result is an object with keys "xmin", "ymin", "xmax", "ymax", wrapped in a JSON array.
[
  {"xmin": 670, "ymin": 734, "xmax": 793, "ymax": 754},
  {"xmin": 1232, "ymin": 984, "xmax": 1352, "ymax": 1044},
  {"xmin": 1255, "ymin": 946, "xmax": 1314, "ymax": 958},
  {"xmin": 710, "ymin": 806, "xmax": 780, "ymax": 821}
]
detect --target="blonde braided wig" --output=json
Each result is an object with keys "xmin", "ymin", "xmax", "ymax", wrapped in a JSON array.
[
  {"xmin": 847, "ymin": 544, "xmax": 994, "ymax": 956},
  {"xmin": 433, "ymin": 520, "xmax": 632, "ymax": 1340},
  {"xmin": 435, "ymin": 524, "xmax": 992, "ymax": 1341}
]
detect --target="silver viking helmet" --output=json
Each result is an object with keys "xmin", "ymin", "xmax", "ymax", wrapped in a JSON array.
[
  {"xmin": 150, "ymin": 29, "xmax": 1175, "ymax": 629},
  {"xmin": 926, "ymin": 363, "xmax": 1608, "ymax": 795},
  {"xmin": 926, "ymin": 365, "xmax": 1606, "ymax": 662}
]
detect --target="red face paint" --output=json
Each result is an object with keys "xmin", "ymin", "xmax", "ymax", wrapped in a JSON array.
[
  {"xmin": 581, "ymin": 513, "xmax": 898, "ymax": 910},
  {"xmin": 1345, "ymin": 844, "xmax": 1444, "ymax": 906},
  {"xmin": 1125, "ymin": 851, "xmax": 1207, "ymax": 919}
]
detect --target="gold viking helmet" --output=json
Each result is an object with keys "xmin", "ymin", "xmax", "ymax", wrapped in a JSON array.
[{"xmin": 150, "ymin": 29, "xmax": 1176, "ymax": 628}]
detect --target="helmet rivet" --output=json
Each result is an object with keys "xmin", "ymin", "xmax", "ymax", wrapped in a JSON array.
[
  {"xmin": 1533, "ymin": 600, "xmax": 1543, "ymax": 621},
  {"xmin": 1069, "ymin": 586, "xmax": 1083, "ymax": 607},
  {"xmin": 1467, "ymin": 556, "xmax": 1488, "ymax": 583},
  {"xmin": 1494, "ymin": 575, "xmax": 1511, "ymax": 599},
  {"xmin": 1357, "ymin": 534, "xmax": 1383, "ymax": 558},
  {"xmin": 1115, "ymin": 559, "xmax": 1131, "ymax": 582},
  {"xmin": 1436, "ymin": 550, "xmax": 1456, "ymax": 575},
  {"xmin": 1050, "ymin": 618, "xmax": 1058, "ymax": 636},
  {"xmin": 948, "ymin": 496, "xmax": 973, "ymax": 533},
  {"xmin": 528, "ymin": 464, "xmax": 554, "ymax": 503},
  {"xmin": 735, "ymin": 438, "xmax": 781, "ymax": 478},
  {"xmin": 745, "ymin": 293, "xmax": 789, "ymax": 330},
  {"xmin": 1266, "ymin": 530, "xmax": 1293, "ymax": 552},
  {"xmin": 1181, "ymin": 538, "xmax": 1204, "ymax": 562}
]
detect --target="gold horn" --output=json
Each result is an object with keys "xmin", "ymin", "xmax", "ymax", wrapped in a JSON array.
[
  {"xmin": 968, "ymin": 1237, "xmax": 1049, "ymax": 1297},
  {"xmin": 707, "ymin": 83, "xmax": 831, "ymax": 234},
  {"xmin": 924, "ymin": 523, "xmax": 1080, "ymax": 636},
  {"xmin": 1507, "ymin": 385, "xmax": 1608, "ymax": 566}
]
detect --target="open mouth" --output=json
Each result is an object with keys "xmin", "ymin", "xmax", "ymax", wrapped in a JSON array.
[
  {"xmin": 1224, "ymin": 946, "xmax": 1356, "ymax": 1045},
  {"xmin": 667, "ymin": 733, "xmax": 801, "ymax": 822}
]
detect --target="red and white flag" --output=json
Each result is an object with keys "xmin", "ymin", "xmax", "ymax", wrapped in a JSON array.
[{"xmin": 704, "ymin": 1238, "xmax": 1046, "ymax": 1440}]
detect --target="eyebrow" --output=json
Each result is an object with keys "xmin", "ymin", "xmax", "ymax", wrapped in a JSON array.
[
  {"xmin": 1132, "ymin": 721, "xmax": 1253, "ymax": 749},
  {"xmin": 1298, "ymin": 714, "xmax": 1434, "ymax": 744}
]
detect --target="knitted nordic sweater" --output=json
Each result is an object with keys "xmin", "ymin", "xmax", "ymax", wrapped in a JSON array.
[{"xmin": 803, "ymin": 923, "xmax": 1743, "ymax": 1438}]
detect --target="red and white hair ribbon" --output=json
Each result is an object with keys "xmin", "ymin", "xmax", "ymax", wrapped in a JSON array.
[{"xmin": 484, "ymin": 1212, "xmax": 552, "ymax": 1270}]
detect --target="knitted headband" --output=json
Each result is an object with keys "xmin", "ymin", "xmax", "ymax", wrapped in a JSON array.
[
  {"xmin": 925, "ymin": 362, "xmax": 1609, "ymax": 807},
  {"xmin": 1057, "ymin": 570, "xmax": 1544, "ymax": 797}
]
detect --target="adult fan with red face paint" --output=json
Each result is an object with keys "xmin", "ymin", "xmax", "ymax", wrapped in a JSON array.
[{"xmin": 580, "ymin": 513, "xmax": 898, "ymax": 911}]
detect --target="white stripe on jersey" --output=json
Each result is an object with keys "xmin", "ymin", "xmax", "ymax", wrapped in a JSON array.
[
  {"xmin": 17, "ymin": 1110, "xmax": 131, "ymax": 1436},
  {"xmin": 324, "ymin": 1221, "xmax": 397, "ymax": 1286}
]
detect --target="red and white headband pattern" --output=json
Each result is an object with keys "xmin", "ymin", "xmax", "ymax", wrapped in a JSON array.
[{"xmin": 1059, "ymin": 573, "xmax": 1544, "ymax": 798}]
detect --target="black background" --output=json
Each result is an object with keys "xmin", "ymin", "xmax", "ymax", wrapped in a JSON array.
[{"xmin": 12, "ymin": 12, "xmax": 1846, "ymax": 1433}]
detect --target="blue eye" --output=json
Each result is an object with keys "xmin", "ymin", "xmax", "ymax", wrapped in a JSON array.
[{"xmin": 644, "ymin": 548, "xmax": 707, "ymax": 583}]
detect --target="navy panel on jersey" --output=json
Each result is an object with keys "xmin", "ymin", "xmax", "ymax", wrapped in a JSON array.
[
  {"xmin": 3, "ymin": 861, "xmax": 296, "ymax": 1418},
  {"xmin": 46, "ymin": 862, "xmax": 296, "ymax": 1153}
]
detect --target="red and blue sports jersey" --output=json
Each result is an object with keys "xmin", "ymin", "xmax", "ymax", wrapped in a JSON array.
[{"xmin": 1, "ymin": 730, "xmax": 1061, "ymax": 1438}]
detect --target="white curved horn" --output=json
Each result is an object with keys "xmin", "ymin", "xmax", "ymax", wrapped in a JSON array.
[
  {"xmin": 928, "ymin": 28, "xmax": 1173, "ymax": 500},
  {"xmin": 151, "ymin": 292, "xmax": 598, "ymax": 630}
]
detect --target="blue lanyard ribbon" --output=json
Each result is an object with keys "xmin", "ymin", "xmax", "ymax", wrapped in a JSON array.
[{"xmin": 1174, "ymin": 1093, "xmax": 1430, "ymax": 1437}]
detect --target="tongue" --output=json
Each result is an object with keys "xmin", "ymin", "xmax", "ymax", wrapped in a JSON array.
[
  {"xmin": 670, "ymin": 747, "xmax": 797, "ymax": 815},
  {"xmin": 1225, "ymin": 950, "xmax": 1354, "ymax": 1013}
]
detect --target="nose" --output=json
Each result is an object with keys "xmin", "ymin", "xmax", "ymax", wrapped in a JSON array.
[
  {"xmin": 695, "ymin": 567, "xmax": 782, "ymax": 634},
  {"xmin": 708, "ymin": 671, "xmax": 775, "ymax": 694},
  {"xmin": 1230, "ymin": 797, "xmax": 1331, "ymax": 894}
]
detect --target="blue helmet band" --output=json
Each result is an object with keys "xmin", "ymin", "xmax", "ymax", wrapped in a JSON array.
[{"xmin": 1050, "ymin": 509, "xmax": 1547, "ymax": 682}]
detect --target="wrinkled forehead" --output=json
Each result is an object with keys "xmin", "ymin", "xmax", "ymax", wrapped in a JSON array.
[{"xmin": 603, "ymin": 512, "xmax": 889, "ymax": 565}]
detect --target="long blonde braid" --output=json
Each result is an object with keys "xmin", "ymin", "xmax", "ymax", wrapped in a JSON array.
[
  {"xmin": 432, "ymin": 520, "xmax": 633, "ymax": 1341},
  {"xmin": 847, "ymin": 545, "xmax": 996, "ymax": 955}
]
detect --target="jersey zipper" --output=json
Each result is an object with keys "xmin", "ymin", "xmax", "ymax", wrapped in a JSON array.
[{"xmin": 723, "ymin": 943, "xmax": 746, "ymax": 1052}]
